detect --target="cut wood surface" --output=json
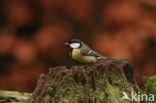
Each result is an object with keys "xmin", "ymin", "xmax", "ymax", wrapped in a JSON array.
[{"xmin": 28, "ymin": 58, "xmax": 140, "ymax": 103}]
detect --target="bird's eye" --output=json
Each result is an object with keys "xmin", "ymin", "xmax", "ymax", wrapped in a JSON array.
[{"xmin": 70, "ymin": 43, "xmax": 80, "ymax": 48}]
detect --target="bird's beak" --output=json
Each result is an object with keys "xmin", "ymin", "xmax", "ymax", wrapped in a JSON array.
[{"xmin": 64, "ymin": 42, "xmax": 69, "ymax": 45}]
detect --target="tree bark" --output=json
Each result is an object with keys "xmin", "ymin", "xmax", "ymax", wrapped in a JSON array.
[{"xmin": 28, "ymin": 58, "xmax": 140, "ymax": 103}]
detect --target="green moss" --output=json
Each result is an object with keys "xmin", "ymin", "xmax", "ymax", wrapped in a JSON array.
[
  {"xmin": 144, "ymin": 76, "xmax": 156, "ymax": 94},
  {"xmin": 143, "ymin": 76, "xmax": 156, "ymax": 103}
]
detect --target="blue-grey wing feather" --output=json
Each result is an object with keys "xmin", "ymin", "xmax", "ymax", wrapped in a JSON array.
[{"xmin": 80, "ymin": 49, "xmax": 101, "ymax": 57}]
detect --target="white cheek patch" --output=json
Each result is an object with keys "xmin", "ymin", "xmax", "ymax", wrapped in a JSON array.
[{"xmin": 70, "ymin": 43, "xmax": 80, "ymax": 48}]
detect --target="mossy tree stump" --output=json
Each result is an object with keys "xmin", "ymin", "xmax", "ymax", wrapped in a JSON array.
[{"xmin": 28, "ymin": 58, "xmax": 140, "ymax": 103}]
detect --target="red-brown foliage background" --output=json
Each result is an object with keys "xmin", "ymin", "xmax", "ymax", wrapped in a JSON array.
[{"xmin": 0, "ymin": 0, "xmax": 155, "ymax": 92}]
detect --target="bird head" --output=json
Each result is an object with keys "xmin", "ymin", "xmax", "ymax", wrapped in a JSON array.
[{"xmin": 65, "ymin": 39, "xmax": 82, "ymax": 49}]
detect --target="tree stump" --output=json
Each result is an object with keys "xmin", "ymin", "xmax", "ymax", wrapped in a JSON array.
[{"xmin": 28, "ymin": 58, "xmax": 140, "ymax": 103}]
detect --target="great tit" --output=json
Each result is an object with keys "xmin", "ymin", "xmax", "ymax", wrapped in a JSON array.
[{"xmin": 65, "ymin": 39, "xmax": 103, "ymax": 64}]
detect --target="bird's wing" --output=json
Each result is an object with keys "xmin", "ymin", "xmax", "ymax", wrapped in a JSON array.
[{"xmin": 80, "ymin": 49, "xmax": 102, "ymax": 57}]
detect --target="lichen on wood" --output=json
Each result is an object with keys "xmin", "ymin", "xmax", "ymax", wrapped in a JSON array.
[
  {"xmin": 0, "ymin": 90, "xmax": 31, "ymax": 103},
  {"xmin": 28, "ymin": 58, "xmax": 140, "ymax": 103}
]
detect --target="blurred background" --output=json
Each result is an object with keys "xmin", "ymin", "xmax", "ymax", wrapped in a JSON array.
[{"xmin": 0, "ymin": 0, "xmax": 156, "ymax": 92}]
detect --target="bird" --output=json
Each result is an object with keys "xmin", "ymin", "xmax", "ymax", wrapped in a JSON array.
[{"xmin": 65, "ymin": 39, "xmax": 103, "ymax": 64}]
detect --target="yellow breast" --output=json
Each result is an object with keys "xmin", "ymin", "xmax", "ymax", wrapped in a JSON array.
[{"xmin": 71, "ymin": 49, "xmax": 96, "ymax": 64}]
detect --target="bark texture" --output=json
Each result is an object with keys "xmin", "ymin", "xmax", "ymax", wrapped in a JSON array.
[{"xmin": 28, "ymin": 58, "xmax": 140, "ymax": 103}]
